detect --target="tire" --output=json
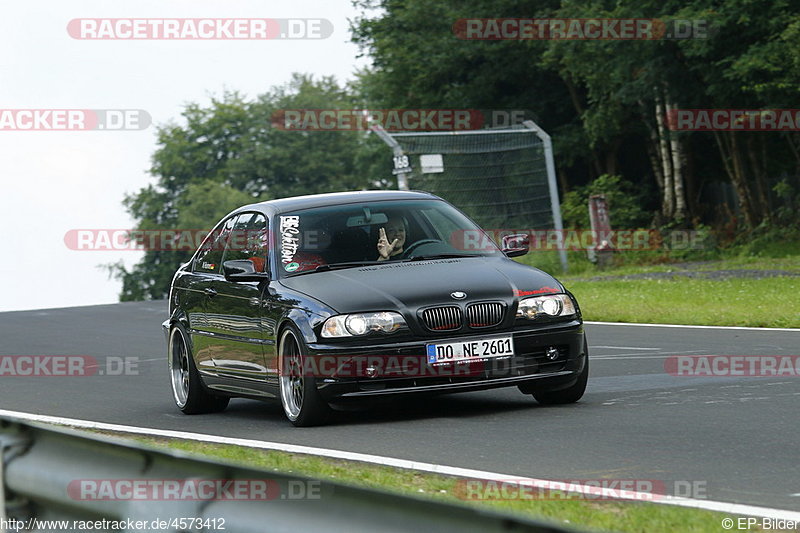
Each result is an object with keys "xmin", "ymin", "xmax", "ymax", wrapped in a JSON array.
[
  {"xmin": 532, "ymin": 356, "xmax": 588, "ymax": 405},
  {"xmin": 168, "ymin": 324, "xmax": 230, "ymax": 414},
  {"xmin": 278, "ymin": 326, "xmax": 331, "ymax": 427}
]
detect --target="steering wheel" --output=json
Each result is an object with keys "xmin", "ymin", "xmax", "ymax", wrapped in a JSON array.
[{"xmin": 401, "ymin": 239, "xmax": 443, "ymax": 258}]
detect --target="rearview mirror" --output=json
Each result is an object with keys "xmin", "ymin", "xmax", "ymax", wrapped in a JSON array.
[
  {"xmin": 222, "ymin": 260, "xmax": 270, "ymax": 282},
  {"xmin": 346, "ymin": 212, "xmax": 388, "ymax": 227},
  {"xmin": 501, "ymin": 233, "xmax": 530, "ymax": 258}
]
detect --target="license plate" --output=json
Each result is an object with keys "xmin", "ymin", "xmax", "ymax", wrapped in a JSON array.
[{"xmin": 426, "ymin": 336, "xmax": 514, "ymax": 365}]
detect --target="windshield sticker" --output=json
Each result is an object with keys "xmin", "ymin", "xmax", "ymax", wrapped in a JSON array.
[
  {"xmin": 284, "ymin": 262, "xmax": 300, "ymax": 272},
  {"xmin": 279, "ymin": 216, "xmax": 300, "ymax": 265}
]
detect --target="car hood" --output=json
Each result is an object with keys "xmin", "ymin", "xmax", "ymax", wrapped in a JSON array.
[{"xmin": 279, "ymin": 257, "xmax": 563, "ymax": 313}]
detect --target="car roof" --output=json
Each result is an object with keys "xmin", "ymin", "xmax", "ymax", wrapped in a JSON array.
[{"xmin": 235, "ymin": 190, "xmax": 441, "ymax": 216}]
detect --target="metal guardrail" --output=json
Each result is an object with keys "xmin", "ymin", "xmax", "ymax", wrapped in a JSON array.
[{"xmin": 0, "ymin": 415, "xmax": 574, "ymax": 533}]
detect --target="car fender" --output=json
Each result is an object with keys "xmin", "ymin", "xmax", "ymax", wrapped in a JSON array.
[
  {"xmin": 278, "ymin": 308, "xmax": 329, "ymax": 346},
  {"xmin": 163, "ymin": 308, "xmax": 191, "ymax": 344}
]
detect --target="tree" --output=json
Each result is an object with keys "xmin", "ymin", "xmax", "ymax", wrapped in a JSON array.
[
  {"xmin": 114, "ymin": 75, "xmax": 385, "ymax": 300},
  {"xmin": 352, "ymin": 0, "xmax": 800, "ymax": 230}
]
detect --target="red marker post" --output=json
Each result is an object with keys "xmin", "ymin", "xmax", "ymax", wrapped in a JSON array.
[{"xmin": 588, "ymin": 195, "xmax": 613, "ymax": 267}]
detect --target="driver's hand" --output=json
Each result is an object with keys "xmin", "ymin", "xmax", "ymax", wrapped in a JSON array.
[{"xmin": 377, "ymin": 227, "xmax": 399, "ymax": 260}]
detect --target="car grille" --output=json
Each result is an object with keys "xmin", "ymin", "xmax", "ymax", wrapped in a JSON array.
[
  {"xmin": 466, "ymin": 302, "xmax": 504, "ymax": 328},
  {"xmin": 421, "ymin": 306, "xmax": 462, "ymax": 331}
]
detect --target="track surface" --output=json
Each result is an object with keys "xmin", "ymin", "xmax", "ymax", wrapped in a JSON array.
[{"xmin": 1, "ymin": 301, "xmax": 798, "ymax": 511}]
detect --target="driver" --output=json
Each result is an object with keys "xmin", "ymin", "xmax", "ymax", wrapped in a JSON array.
[{"xmin": 376, "ymin": 216, "xmax": 407, "ymax": 261}]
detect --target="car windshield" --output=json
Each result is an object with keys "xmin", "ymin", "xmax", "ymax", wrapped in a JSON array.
[{"xmin": 276, "ymin": 199, "xmax": 502, "ymax": 276}]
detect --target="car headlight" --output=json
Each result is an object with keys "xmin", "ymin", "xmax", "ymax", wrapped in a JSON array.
[
  {"xmin": 516, "ymin": 294, "xmax": 576, "ymax": 320},
  {"xmin": 321, "ymin": 312, "xmax": 407, "ymax": 338}
]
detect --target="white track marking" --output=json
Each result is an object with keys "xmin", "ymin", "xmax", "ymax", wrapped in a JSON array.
[
  {"xmin": 592, "ymin": 356, "xmax": 699, "ymax": 361},
  {"xmin": 0, "ymin": 409, "xmax": 798, "ymax": 521},
  {"xmin": 585, "ymin": 321, "xmax": 800, "ymax": 332},
  {"xmin": 591, "ymin": 350, "xmax": 708, "ymax": 360},
  {"xmin": 593, "ymin": 346, "xmax": 661, "ymax": 350}
]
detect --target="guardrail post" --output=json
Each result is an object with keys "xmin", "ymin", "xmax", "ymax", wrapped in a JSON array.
[{"xmin": 0, "ymin": 421, "xmax": 32, "ymax": 524}]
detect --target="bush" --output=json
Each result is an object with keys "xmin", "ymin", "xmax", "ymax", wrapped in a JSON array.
[{"xmin": 561, "ymin": 174, "xmax": 651, "ymax": 230}]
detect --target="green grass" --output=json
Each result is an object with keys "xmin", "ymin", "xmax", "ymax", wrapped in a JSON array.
[
  {"xmin": 120, "ymin": 435, "xmax": 754, "ymax": 533},
  {"xmin": 515, "ymin": 252, "xmax": 800, "ymax": 328},
  {"xmin": 520, "ymin": 251, "xmax": 800, "ymax": 278},
  {"xmin": 565, "ymin": 277, "xmax": 800, "ymax": 328}
]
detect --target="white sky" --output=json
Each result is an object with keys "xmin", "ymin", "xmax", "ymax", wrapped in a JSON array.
[{"xmin": 0, "ymin": 0, "xmax": 369, "ymax": 312}]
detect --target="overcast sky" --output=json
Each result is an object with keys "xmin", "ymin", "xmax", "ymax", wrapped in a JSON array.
[{"xmin": 0, "ymin": 0, "xmax": 368, "ymax": 312}]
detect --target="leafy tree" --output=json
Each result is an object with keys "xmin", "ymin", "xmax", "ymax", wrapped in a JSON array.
[
  {"xmin": 111, "ymin": 181, "xmax": 258, "ymax": 301},
  {"xmin": 116, "ymin": 0, "xmax": 800, "ymax": 301},
  {"xmin": 352, "ymin": 0, "xmax": 800, "ymax": 231},
  {"xmin": 114, "ymin": 75, "xmax": 385, "ymax": 301}
]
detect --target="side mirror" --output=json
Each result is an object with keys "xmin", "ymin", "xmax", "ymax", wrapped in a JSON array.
[
  {"xmin": 501, "ymin": 233, "xmax": 530, "ymax": 258},
  {"xmin": 222, "ymin": 259, "xmax": 270, "ymax": 282}
]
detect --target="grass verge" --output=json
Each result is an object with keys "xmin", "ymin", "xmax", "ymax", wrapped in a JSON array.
[
  {"xmin": 116, "ymin": 434, "xmax": 756, "ymax": 533},
  {"xmin": 516, "ymin": 253, "xmax": 800, "ymax": 327},
  {"xmin": 565, "ymin": 277, "xmax": 800, "ymax": 328}
]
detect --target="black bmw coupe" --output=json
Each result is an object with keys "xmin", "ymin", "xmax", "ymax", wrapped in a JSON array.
[{"xmin": 164, "ymin": 190, "xmax": 588, "ymax": 426}]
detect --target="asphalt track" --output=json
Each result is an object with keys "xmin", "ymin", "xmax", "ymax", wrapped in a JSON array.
[{"xmin": 0, "ymin": 301, "xmax": 798, "ymax": 512}]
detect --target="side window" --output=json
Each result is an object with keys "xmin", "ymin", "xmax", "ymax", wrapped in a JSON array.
[
  {"xmin": 222, "ymin": 213, "xmax": 269, "ymax": 273},
  {"xmin": 193, "ymin": 216, "xmax": 235, "ymax": 274}
]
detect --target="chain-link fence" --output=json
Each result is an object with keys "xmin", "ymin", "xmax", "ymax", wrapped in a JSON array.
[{"xmin": 376, "ymin": 122, "xmax": 567, "ymax": 271}]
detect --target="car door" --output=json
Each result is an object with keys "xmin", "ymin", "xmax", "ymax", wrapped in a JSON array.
[
  {"xmin": 186, "ymin": 215, "xmax": 237, "ymax": 374},
  {"xmin": 206, "ymin": 212, "xmax": 272, "ymax": 388}
]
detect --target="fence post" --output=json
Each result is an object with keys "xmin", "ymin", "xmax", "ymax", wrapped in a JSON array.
[
  {"xmin": 523, "ymin": 120, "xmax": 568, "ymax": 272},
  {"xmin": 371, "ymin": 124, "xmax": 411, "ymax": 190}
]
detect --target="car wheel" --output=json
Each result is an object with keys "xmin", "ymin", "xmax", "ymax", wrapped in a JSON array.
[
  {"xmin": 278, "ymin": 326, "xmax": 330, "ymax": 427},
  {"xmin": 531, "ymin": 356, "xmax": 588, "ymax": 405},
  {"xmin": 169, "ymin": 324, "xmax": 230, "ymax": 414}
]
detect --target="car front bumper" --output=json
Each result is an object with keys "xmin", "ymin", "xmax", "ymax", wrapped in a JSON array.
[{"xmin": 306, "ymin": 320, "xmax": 586, "ymax": 401}]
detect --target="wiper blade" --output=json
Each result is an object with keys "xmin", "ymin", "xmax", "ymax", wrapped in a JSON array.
[
  {"xmin": 313, "ymin": 261, "xmax": 383, "ymax": 272},
  {"xmin": 404, "ymin": 253, "xmax": 477, "ymax": 261},
  {"xmin": 289, "ymin": 256, "xmax": 473, "ymax": 275},
  {"xmin": 283, "ymin": 261, "xmax": 382, "ymax": 276}
]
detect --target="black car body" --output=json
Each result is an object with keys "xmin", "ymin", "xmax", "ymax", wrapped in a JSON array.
[{"xmin": 164, "ymin": 190, "xmax": 587, "ymax": 426}]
